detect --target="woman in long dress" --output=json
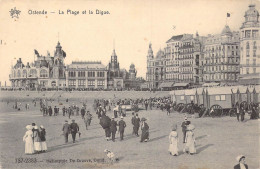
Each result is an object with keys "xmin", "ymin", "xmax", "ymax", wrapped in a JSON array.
[
  {"xmin": 39, "ymin": 125, "xmax": 47, "ymax": 152},
  {"xmin": 140, "ymin": 118, "xmax": 149, "ymax": 142},
  {"xmin": 184, "ymin": 124, "xmax": 196, "ymax": 155},
  {"xmin": 168, "ymin": 124, "xmax": 178, "ymax": 156},
  {"xmin": 23, "ymin": 125, "xmax": 34, "ymax": 154},
  {"xmin": 33, "ymin": 126, "xmax": 42, "ymax": 153}
]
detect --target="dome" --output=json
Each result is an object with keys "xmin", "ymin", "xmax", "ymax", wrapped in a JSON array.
[
  {"xmin": 245, "ymin": 4, "xmax": 259, "ymax": 17},
  {"xmin": 156, "ymin": 49, "xmax": 164, "ymax": 59},
  {"xmin": 130, "ymin": 64, "xmax": 135, "ymax": 69},
  {"xmin": 221, "ymin": 25, "xmax": 232, "ymax": 35}
]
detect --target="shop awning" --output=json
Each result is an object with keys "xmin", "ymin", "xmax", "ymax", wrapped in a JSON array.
[
  {"xmin": 202, "ymin": 82, "xmax": 220, "ymax": 87},
  {"xmin": 173, "ymin": 83, "xmax": 189, "ymax": 87},
  {"xmin": 159, "ymin": 82, "xmax": 174, "ymax": 88}
]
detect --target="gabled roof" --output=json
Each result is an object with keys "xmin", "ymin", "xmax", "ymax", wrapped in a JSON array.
[{"xmin": 166, "ymin": 35, "xmax": 183, "ymax": 43}]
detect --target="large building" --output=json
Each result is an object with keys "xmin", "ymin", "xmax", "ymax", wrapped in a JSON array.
[
  {"xmin": 146, "ymin": 43, "xmax": 166, "ymax": 89},
  {"xmin": 9, "ymin": 41, "xmax": 67, "ymax": 89},
  {"xmin": 203, "ymin": 25, "xmax": 240, "ymax": 84},
  {"xmin": 65, "ymin": 61, "xmax": 107, "ymax": 89},
  {"xmin": 239, "ymin": 4, "xmax": 260, "ymax": 84}
]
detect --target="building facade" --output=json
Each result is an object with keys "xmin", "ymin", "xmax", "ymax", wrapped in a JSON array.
[
  {"xmin": 239, "ymin": 4, "xmax": 260, "ymax": 76},
  {"xmin": 203, "ymin": 25, "xmax": 240, "ymax": 83},
  {"xmin": 9, "ymin": 41, "xmax": 67, "ymax": 89},
  {"xmin": 146, "ymin": 43, "xmax": 166, "ymax": 89},
  {"xmin": 65, "ymin": 61, "xmax": 107, "ymax": 89}
]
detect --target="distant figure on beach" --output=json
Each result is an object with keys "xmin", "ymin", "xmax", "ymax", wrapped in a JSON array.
[
  {"xmin": 110, "ymin": 117, "xmax": 117, "ymax": 142},
  {"xmin": 33, "ymin": 126, "xmax": 42, "ymax": 154},
  {"xmin": 23, "ymin": 125, "xmax": 34, "ymax": 154},
  {"xmin": 140, "ymin": 118, "xmax": 149, "ymax": 142},
  {"xmin": 183, "ymin": 124, "xmax": 196, "ymax": 155},
  {"xmin": 70, "ymin": 120, "xmax": 79, "ymax": 143},
  {"xmin": 62, "ymin": 120, "xmax": 70, "ymax": 143},
  {"xmin": 39, "ymin": 125, "xmax": 47, "ymax": 152},
  {"xmin": 168, "ymin": 124, "xmax": 178, "ymax": 156}
]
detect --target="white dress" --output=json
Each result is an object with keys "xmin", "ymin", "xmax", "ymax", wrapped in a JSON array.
[
  {"xmin": 168, "ymin": 131, "xmax": 178, "ymax": 155},
  {"xmin": 185, "ymin": 131, "xmax": 196, "ymax": 154},
  {"xmin": 23, "ymin": 130, "xmax": 34, "ymax": 154}
]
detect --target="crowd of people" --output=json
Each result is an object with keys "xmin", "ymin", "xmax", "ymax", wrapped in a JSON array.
[{"xmin": 23, "ymin": 123, "xmax": 47, "ymax": 155}]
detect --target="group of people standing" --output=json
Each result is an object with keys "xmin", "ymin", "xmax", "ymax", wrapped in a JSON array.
[
  {"xmin": 23, "ymin": 123, "xmax": 47, "ymax": 154},
  {"xmin": 168, "ymin": 117, "xmax": 196, "ymax": 156}
]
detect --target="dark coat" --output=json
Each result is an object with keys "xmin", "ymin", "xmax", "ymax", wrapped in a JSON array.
[
  {"xmin": 134, "ymin": 117, "xmax": 140, "ymax": 127},
  {"xmin": 110, "ymin": 120, "xmax": 117, "ymax": 132},
  {"xmin": 70, "ymin": 122, "xmax": 79, "ymax": 133},
  {"xmin": 234, "ymin": 164, "xmax": 248, "ymax": 169},
  {"xmin": 62, "ymin": 123, "xmax": 70, "ymax": 134},
  {"xmin": 40, "ymin": 129, "xmax": 46, "ymax": 141},
  {"xmin": 118, "ymin": 120, "xmax": 126, "ymax": 131}
]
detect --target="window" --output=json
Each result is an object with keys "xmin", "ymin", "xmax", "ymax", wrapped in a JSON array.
[
  {"xmin": 97, "ymin": 80, "xmax": 105, "ymax": 86},
  {"xmin": 246, "ymin": 50, "xmax": 249, "ymax": 57},
  {"xmin": 246, "ymin": 68, "xmax": 249, "ymax": 74},
  {"xmin": 17, "ymin": 70, "xmax": 21, "ymax": 77},
  {"xmin": 252, "ymin": 30, "xmax": 258, "ymax": 38},
  {"xmin": 215, "ymin": 95, "xmax": 226, "ymax": 101},
  {"xmin": 97, "ymin": 72, "xmax": 105, "ymax": 77},
  {"xmin": 22, "ymin": 70, "xmax": 27, "ymax": 77},
  {"xmin": 78, "ymin": 80, "xmax": 85, "ymax": 86},
  {"xmin": 253, "ymin": 41, "xmax": 257, "ymax": 49},
  {"xmin": 40, "ymin": 69, "xmax": 48, "ymax": 78},
  {"xmin": 246, "ymin": 42, "xmax": 250, "ymax": 49},
  {"xmin": 88, "ymin": 80, "xmax": 95, "ymax": 86},
  {"xmin": 78, "ymin": 71, "xmax": 85, "ymax": 77},
  {"xmin": 253, "ymin": 68, "xmax": 256, "ymax": 73},
  {"xmin": 29, "ymin": 69, "xmax": 37, "ymax": 77},
  {"xmin": 253, "ymin": 50, "xmax": 256, "ymax": 57},
  {"xmin": 246, "ymin": 30, "xmax": 251, "ymax": 38},
  {"xmin": 246, "ymin": 59, "xmax": 249, "ymax": 65},
  {"xmin": 253, "ymin": 59, "xmax": 256, "ymax": 65},
  {"xmin": 88, "ymin": 71, "xmax": 95, "ymax": 77},
  {"xmin": 68, "ymin": 80, "xmax": 76, "ymax": 86},
  {"xmin": 69, "ymin": 71, "xmax": 76, "ymax": 77}
]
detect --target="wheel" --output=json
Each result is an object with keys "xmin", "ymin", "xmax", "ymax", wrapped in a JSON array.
[
  {"xmin": 176, "ymin": 103, "xmax": 184, "ymax": 112},
  {"xmin": 209, "ymin": 105, "xmax": 223, "ymax": 117},
  {"xmin": 229, "ymin": 109, "xmax": 236, "ymax": 117},
  {"xmin": 185, "ymin": 103, "xmax": 193, "ymax": 114}
]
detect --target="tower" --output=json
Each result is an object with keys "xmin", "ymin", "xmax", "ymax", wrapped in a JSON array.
[
  {"xmin": 240, "ymin": 4, "xmax": 260, "ymax": 75},
  {"xmin": 52, "ymin": 41, "xmax": 66, "ymax": 79}
]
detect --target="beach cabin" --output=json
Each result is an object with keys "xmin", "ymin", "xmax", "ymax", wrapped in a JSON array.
[
  {"xmin": 253, "ymin": 85, "xmax": 260, "ymax": 104},
  {"xmin": 206, "ymin": 87, "xmax": 234, "ymax": 110},
  {"xmin": 169, "ymin": 90, "xmax": 176, "ymax": 103},
  {"xmin": 237, "ymin": 86, "xmax": 248, "ymax": 104},
  {"xmin": 174, "ymin": 90, "xmax": 186, "ymax": 104},
  {"xmin": 184, "ymin": 89, "xmax": 196, "ymax": 104},
  {"xmin": 195, "ymin": 88, "xmax": 205, "ymax": 106}
]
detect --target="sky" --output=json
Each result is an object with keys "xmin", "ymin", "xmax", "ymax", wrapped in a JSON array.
[{"xmin": 0, "ymin": 0, "xmax": 259, "ymax": 86}]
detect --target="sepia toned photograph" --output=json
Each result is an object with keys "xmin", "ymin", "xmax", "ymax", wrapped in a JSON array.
[{"xmin": 0, "ymin": 0, "xmax": 259, "ymax": 168}]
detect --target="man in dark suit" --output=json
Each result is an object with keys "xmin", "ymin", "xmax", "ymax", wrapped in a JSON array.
[
  {"xmin": 181, "ymin": 117, "xmax": 190, "ymax": 143},
  {"xmin": 110, "ymin": 117, "xmax": 117, "ymax": 142},
  {"xmin": 81, "ymin": 106, "xmax": 86, "ymax": 119},
  {"xmin": 118, "ymin": 116, "xmax": 126, "ymax": 141},
  {"xmin": 134, "ymin": 113, "xmax": 140, "ymax": 136},
  {"xmin": 62, "ymin": 120, "xmax": 70, "ymax": 143},
  {"xmin": 70, "ymin": 120, "xmax": 79, "ymax": 143},
  {"xmin": 48, "ymin": 106, "xmax": 53, "ymax": 116},
  {"xmin": 131, "ymin": 112, "xmax": 136, "ymax": 135},
  {"xmin": 234, "ymin": 155, "xmax": 248, "ymax": 169},
  {"xmin": 54, "ymin": 106, "xmax": 58, "ymax": 116}
]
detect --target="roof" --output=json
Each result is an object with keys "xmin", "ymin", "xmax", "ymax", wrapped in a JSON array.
[
  {"xmin": 166, "ymin": 35, "xmax": 183, "ymax": 43},
  {"xmin": 173, "ymin": 83, "xmax": 189, "ymax": 87},
  {"xmin": 159, "ymin": 82, "xmax": 174, "ymax": 88},
  {"xmin": 68, "ymin": 61, "xmax": 106, "ymax": 69},
  {"xmin": 221, "ymin": 25, "xmax": 232, "ymax": 35},
  {"xmin": 206, "ymin": 87, "xmax": 233, "ymax": 95}
]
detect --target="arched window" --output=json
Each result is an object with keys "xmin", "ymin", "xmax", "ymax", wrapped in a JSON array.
[
  {"xmin": 22, "ymin": 70, "xmax": 27, "ymax": 77},
  {"xmin": 40, "ymin": 69, "xmax": 48, "ymax": 78},
  {"xmin": 253, "ymin": 41, "xmax": 257, "ymax": 49},
  {"xmin": 246, "ymin": 42, "xmax": 250, "ymax": 49},
  {"xmin": 29, "ymin": 69, "xmax": 37, "ymax": 77},
  {"xmin": 17, "ymin": 70, "xmax": 21, "ymax": 77}
]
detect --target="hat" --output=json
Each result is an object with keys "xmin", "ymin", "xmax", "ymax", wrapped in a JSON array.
[
  {"xmin": 141, "ymin": 117, "xmax": 147, "ymax": 121},
  {"xmin": 104, "ymin": 149, "xmax": 109, "ymax": 153},
  {"xmin": 32, "ymin": 123, "xmax": 36, "ymax": 126},
  {"xmin": 187, "ymin": 124, "xmax": 195, "ymax": 131},
  {"xmin": 184, "ymin": 117, "xmax": 188, "ymax": 121},
  {"xmin": 26, "ymin": 125, "xmax": 33, "ymax": 130},
  {"xmin": 236, "ymin": 155, "xmax": 245, "ymax": 162},
  {"xmin": 65, "ymin": 120, "xmax": 68, "ymax": 122},
  {"xmin": 34, "ymin": 126, "xmax": 38, "ymax": 129},
  {"xmin": 112, "ymin": 116, "xmax": 115, "ymax": 119},
  {"xmin": 172, "ymin": 124, "xmax": 177, "ymax": 131},
  {"xmin": 40, "ymin": 125, "xmax": 44, "ymax": 129},
  {"xmin": 120, "ymin": 116, "xmax": 123, "ymax": 119}
]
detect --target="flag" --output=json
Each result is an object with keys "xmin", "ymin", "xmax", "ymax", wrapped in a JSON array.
[
  {"xmin": 227, "ymin": 13, "xmax": 230, "ymax": 17},
  {"xmin": 34, "ymin": 49, "xmax": 39, "ymax": 55}
]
